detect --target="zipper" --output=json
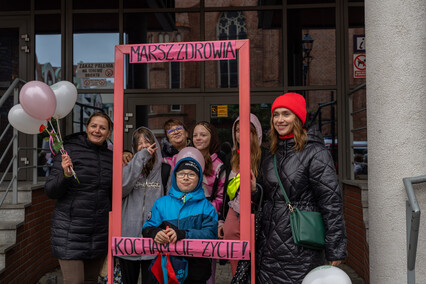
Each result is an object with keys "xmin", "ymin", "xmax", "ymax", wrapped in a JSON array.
[
  {"xmin": 177, "ymin": 193, "xmax": 190, "ymax": 228},
  {"xmin": 141, "ymin": 180, "xmax": 147, "ymax": 223}
]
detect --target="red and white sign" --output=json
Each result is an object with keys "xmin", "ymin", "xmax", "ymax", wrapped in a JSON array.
[
  {"xmin": 83, "ymin": 79, "xmax": 107, "ymax": 87},
  {"xmin": 76, "ymin": 63, "xmax": 114, "ymax": 78},
  {"xmin": 353, "ymin": 54, "xmax": 366, "ymax": 78}
]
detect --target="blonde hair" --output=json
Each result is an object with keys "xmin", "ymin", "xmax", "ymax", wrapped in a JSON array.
[
  {"xmin": 231, "ymin": 123, "xmax": 262, "ymax": 177},
  {"xmin": 269, "ymin": 116, "xmax": 307, "ymax": 155}
]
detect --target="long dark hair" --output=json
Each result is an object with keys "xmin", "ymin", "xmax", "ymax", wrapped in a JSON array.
[
  {"xmin": 132, "ymin": 128, "xmax": 157, "ymax": 177},
  {"xmin": 192, "ymin": 121, "xmax": 221, "ymax": 176}
]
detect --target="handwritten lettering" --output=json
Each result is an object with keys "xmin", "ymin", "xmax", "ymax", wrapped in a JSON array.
[
  {"xmin": 129, "ymin": 41, "xmax": 237, "ymax": 63},
  {"xmin": 112, "ymin": 237, "xmax": 249, "ymax": 260}
]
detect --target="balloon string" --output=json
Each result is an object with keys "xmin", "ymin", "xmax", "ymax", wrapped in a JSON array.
[
  {"xmin": 48, "ymin": 134, "xmax": 55, "ymax": 156},
  {"xmin": 55, "ymin": 117, "xmax": 63, "ymax": 143},
  {"xmin": 46, "ymin": 122, "xmax": 80, "ymax": 184}
]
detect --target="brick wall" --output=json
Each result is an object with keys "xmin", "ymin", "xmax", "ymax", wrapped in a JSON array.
[
  {"xmin": 0, "ymin": 187, "xmax": 58, "ymax": 283},
  {"xmin": 343, "ymin": 183, "xmax": 370, "ymax": 284}
]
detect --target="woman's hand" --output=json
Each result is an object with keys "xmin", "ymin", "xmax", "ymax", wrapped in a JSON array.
[
  {"xmin": 122, "ymin": 152, "xmax": 133, "ymax": 166},
  {"xmin": 61, "ymin": 154, "xmax": 73, "ymax": 178},
  {"xmin": 218, "ymin": 225, "xmax": 224, "ymax": 239},
  {"xmin": 328, "ymin": 260, "xmax": 342, "ymax": 266}
]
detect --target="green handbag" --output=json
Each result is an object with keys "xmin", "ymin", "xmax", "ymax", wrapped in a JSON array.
[{"xmin": 273, "ymin": 155, "xmax": 325, "ymax": 250}]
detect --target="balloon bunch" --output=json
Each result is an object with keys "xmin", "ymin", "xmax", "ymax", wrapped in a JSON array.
[{"xmin": 7, "ymin": 80, "xmax": 79, "ymax": 183}]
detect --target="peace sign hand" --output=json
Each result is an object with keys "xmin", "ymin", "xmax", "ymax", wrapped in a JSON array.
[{"xmin": 147, "ymin": 142, "xmax": 158, "ymax": 155}]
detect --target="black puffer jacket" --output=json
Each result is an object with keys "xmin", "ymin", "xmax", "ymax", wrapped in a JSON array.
[
  {"xmin": 45, "ymin": 132, "xmax": 113, "ymax": 260},
  {"xmin": 256, "ymin": 127, "xmax": 346, "ymax": 283}
]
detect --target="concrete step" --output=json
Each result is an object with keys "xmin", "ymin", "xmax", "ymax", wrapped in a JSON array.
[
  {"xmin": 0, "ymin": 221, "xmax": 22, "ymax": 244},
  {"xmin": 0, "ymin": 243, "xmax": 16, "ymax": 274},
  {"xmin": 0, "ymin": 203, "xmax": 28, "ymax": 223},
  {"xmin": 0, "ymin": 181, "xmax": 41, "ymax": 205},
  {"xmin": 0, "ymin": 189, "xmax": 32, "ymax": 205}
]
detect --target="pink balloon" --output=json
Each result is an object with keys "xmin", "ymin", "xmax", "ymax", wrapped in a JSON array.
[{"xmin": 19, "ymin": 81, "xmax": 57, "ymax": 120}]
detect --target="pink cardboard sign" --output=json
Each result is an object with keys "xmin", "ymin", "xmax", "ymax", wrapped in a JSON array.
[
  {"xmin": 112, "ymin": 237, "xmax": 250, "ymax": 260},
  {"xmin": 129, "ymin": 40, "xmax": 237, "ymax": 63}
]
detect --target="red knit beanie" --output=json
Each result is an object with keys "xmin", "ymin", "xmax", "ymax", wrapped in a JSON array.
[{"xmin": 271, "ymin": 92, "xmax": 307, "ymax": 125}]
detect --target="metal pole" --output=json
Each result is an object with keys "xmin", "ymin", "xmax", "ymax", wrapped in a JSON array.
[
  {"xmin": 403, "ymin": 175, "xmax": 425, "ymax": 284},
  {"xmin": 13, "ymin": 88, "xmax": 19, "ymax": 204}
]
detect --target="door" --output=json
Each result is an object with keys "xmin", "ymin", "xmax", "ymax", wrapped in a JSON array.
[
  {"xmin": 124, "ymin": 94, "xmax": 204, "ymax": 152},
  {"xmin": 124, "ymin": 93, "xmax": 277, "ymax": 153},
  {"xmin": 0, "ymin": 17, "xmax": 31, "ymax": 179}
]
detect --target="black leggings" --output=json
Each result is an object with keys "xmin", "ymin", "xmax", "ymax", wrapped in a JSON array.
[{"xmin": 119, "ymin": 258, "xmax": 156, "ymax": 284}]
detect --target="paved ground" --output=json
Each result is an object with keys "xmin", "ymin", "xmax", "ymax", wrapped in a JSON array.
[{"xmin": 38, "ymin": 260, "xmax": 364, "ymax": 283}]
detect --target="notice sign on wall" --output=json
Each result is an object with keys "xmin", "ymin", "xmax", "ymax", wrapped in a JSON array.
[
  {"xmin": 76, "ymin": 63, "xmax": 114, "ymax": 79},
  {"xmin": 353, "ymin": 54, "xmax": 366, "ymax": 78},
  {"xmin": 211, "ymin": 105, "xmax": 228, "ymax": 118}
]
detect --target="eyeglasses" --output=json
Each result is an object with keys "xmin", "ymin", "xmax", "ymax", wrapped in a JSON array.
[
  {"xmin": 167, "ymin": 126, "xmax": 184, "ymax": 135},
  {"xmin": 176, "ymin": 172, "xmax": 197, "ymax": 179}
]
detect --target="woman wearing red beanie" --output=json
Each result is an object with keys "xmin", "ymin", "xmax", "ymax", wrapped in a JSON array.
[{"xmin": 255, "ymin": 92, "xmax": 347, "ymax": 283}]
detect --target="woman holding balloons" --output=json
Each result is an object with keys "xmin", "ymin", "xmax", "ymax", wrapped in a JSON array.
[
  {"xmin": 45, "ymin": 112, "xmax": 113, "ymax": 283},
  {"xmin": 8, "ymin": 80, "xmax": 114, "ymax": 283}
]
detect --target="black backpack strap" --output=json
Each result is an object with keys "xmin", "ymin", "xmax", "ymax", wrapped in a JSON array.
[
  {"xmin": 161, "ymin": 162, "xmax": 171, "ymax": 196},
  {"xmin": 208, "ymin": 164, "xmax": 226, "ymax": 202}
]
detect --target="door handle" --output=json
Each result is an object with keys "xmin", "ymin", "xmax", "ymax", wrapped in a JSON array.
[{"xmin": 21, "ymin": 46, "xmax": 30, "ymax": 53}]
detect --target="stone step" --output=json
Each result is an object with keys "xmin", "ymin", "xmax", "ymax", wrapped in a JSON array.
[
  {"xmin": 0, "ymin": 229, "xmax": 16, "ymax": 244},
  {"xmin": 0, "ymin": 203, "xmax": 28, "ymax": 223},
  {"xmin": 0, "ymin": 181, "xmax": 43, "ymax": 205},
  {"xmin": 0, "ymin": 189, "xmax": 32, "ymax": 205},
  {"xmin": 0, "ymin": 243, "xmax": 15, "ymax": 274}
]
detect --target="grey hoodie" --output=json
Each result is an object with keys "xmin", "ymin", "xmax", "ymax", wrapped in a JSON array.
[{"xmin": 120, "ymin": 127, "xmax": 164, "ymax": 261}]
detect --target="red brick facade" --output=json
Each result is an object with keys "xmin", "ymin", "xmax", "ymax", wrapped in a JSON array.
[
  {"xmin": 343, "ymin": 183, "xmax": 369, "ymax": 284},
  {"xmin": 0, "ymin": 187, "xmax": 58, "ymax": 283}
]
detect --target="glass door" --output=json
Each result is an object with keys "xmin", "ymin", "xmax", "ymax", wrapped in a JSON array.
[
  {"xmin": 0, "ymin": 17, "xmax": 30, "ymax": 179},
  {"xmin": 124, "ymin": 94, "xmax": 276, "ymax": 154},
  {"xmin": 124, "ymin": 95, "xmax": 204, "ymax": 152}
]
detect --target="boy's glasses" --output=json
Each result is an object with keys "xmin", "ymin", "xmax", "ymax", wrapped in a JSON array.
[
  {"xmin": 176, "ymin": 172, "xmax": 197, "ymax": 179},
  {"xmin": 167, "ymin": 126, "xmax": 184, "ymax": 135}
]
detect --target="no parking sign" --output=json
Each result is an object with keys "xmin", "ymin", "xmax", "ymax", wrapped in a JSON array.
[{"xmin": 353, "ymin": 54, "xmax": 366, "ymax": 78}]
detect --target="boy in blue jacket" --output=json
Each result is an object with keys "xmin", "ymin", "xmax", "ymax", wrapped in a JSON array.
[{"xmin": 142, "ymin": 147, "xmax": 218, "ymax": 283}]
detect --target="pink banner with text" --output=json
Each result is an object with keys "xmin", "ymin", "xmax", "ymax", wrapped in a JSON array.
[
  {"xmin": 112, "ymin": 237, "xmax": 250, "ymax": 260},
  {"xmin": 129, "ymin": 40, "xmax": 237, "ymax": 63}
]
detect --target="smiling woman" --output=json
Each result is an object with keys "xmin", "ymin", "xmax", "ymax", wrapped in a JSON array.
[{"xmin": 45, "ymin": 112, "xmax": 114, "ymax": 283}]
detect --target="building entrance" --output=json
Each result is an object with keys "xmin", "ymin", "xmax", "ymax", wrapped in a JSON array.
[
  {"xmin": 124, "ymin": 94, "xmax": 274, "ymax": 153},
  {"xmin": 0, "ymin": 17, "xmax": 30, "ymax": 180}
]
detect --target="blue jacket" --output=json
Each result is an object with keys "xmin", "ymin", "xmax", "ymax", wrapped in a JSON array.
[{"xmin": 142, "ymin": 156, "xmax": 218, "ymax": 240}]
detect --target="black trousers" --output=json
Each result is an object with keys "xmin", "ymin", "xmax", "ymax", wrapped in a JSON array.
[{"xmin": 119, "ymin": 258, "xmax": 156, "ymax": 284}]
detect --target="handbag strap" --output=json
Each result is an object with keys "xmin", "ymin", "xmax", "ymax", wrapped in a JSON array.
[{"xmin": 273, "ymin": 155, "xmax": 294, "ymax": 212}]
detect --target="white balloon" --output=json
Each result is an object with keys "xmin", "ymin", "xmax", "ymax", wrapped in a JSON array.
[
  {"xmin": 50, "ymin": 81, "xmax": 78, "ymax": 119},
  {"xmin": 8, "ymin": 104, "xmax": 47, "ymax": 135},
  {"xmin": 302, "ymin": 265, "xmax": 352, "ymax": 284}
]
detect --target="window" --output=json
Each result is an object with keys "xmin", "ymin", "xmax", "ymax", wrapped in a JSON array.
[
  {"xmin": 171, "ymin": 105, "xmax": 181, "ymax": 112},
  {"xmin": 217, "ymin": 11, "xmax": 247, "ymax": 88}
]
